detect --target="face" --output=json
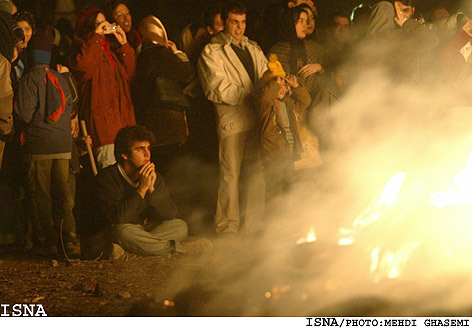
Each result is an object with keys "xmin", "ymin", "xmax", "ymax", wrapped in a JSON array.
[
  {"xmin": 208, "ymin": 13, "xmax": 224, "ymax": 35},
  {"xmin": 333, "ymin": 16, "xmax": 350, "ymax": 41},
  {"xmin": 224, "ymin": 13, "xmax": 246, "ymax": 44},
  {"xmin": 394, "ymin": 1, "xmax": 415, "ymax": 20},
  {"xmin": 276, "ymin": 77, "xmax": 288, "ymax": 99},
  {"xmin": 295, "ymin": 12, "xmax": 308, "ymax": 39},
  {"xmin": 122, "ymin": 141, "xmax": 151, "ymax": 170},
  {"xmin": 305, "ymin": 8, "xmax": 315, "ymax": 36},
  {"xmin": 17, "ymin": 20, "xmax": 32, "ymax": 46},
  {"xmin": 95, "ymin": 13, "xmax": 108, "ymax": 27},
  {"xmin": 113, "ymin": 3, "xmax": 132, "ymax": 33},
  {"xmin": 332, "ymin": 70, "xmax": 348, "ymax": 92}
]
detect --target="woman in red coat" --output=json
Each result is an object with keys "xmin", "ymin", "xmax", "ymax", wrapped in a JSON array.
[{"xmin": 69, "ymin": 6, "xmax": 136, "ymax": 169}]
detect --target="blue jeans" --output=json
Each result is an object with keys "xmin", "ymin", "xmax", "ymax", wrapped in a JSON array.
[{"xmin": 114, "ymin": 219, "xmax": 188, "ymax": 256}]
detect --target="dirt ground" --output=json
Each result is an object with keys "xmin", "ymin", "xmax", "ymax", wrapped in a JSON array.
[{"xmin": 0, "ymin": 245, "xmax": 196, "ymax": 316}]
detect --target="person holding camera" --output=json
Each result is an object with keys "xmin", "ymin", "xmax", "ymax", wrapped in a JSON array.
[{"xmin": 69, "ymin": 6, "xmax": 136, "ymax": 170}]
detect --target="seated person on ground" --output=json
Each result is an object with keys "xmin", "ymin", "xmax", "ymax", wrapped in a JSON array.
[{"xmin": 90, "ymin": 125, "xmax": 211, "ymax": 259}]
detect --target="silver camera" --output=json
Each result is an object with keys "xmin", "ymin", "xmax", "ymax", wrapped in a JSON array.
[{"xmin": 105, "ymin": 24, "xmax": 117, "ymax": 32}]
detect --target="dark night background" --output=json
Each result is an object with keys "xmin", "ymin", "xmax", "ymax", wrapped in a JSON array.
[{"xmin": 13, "ymin": 0, "xmax": 470, "ymax": 42}]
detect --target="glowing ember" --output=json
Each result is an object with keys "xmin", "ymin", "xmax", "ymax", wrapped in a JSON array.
[
  {"xmin": 431, "ymin": 153, "xmax": 472, "ymax": 208},
  {"xmin": 163, "ymin": 300, "xmax": 175, "ymax": 307},
  {"xmin": 296, "ymin": 226, "xmax": 317, "ymax": 245}
]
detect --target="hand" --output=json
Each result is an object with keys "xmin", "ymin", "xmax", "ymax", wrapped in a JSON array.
[
  {"xmin": 137, "ymin": 162, "xmax": 155, "ymax": 198},
  {"xmin": 276, "ymin": 76, "xmax": 285, "ymax": 86},
  {"xmin": 112, "ymin": 24, "xmax": 127, "ymax": 46},
  {"xmin": 56, "ymin": 64, "xmax": 69, "ymax": 73},
  {"xmin": 298, "ymin": 63, "xmax": 323, "ymax": 79},
  {"xmin": 167, "ymin": 40, "xmax": 178, "ymax": 53},
  {"xmin": 148, "ymin": 170, "xmax": 157, "ymax": 194},
  {"xmin": 394, "ymin": 12, "xmax": 407, "ymax": 27},
  {"xmin": 463, "ymin": 19, "xmax": 472, "ymax": 37},
  {"xmin": 71, "ymin": 116, "xmax": 79, "ymax": 138},
  {"xmin": 82, "ymin": 135, "xmax": 92, "ymax": 147},
  {"xmin": 285, "ymin": 74, "xmax": 299, "ymax": 88},
  {"xmin": 95, "ymin": 21, "xmax": 109, "ymax": 36}
]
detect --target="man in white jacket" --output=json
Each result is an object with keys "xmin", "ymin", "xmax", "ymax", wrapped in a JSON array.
[{"xmin": 198, "ymin": 1, "xmax": 267, "ymax": 237}]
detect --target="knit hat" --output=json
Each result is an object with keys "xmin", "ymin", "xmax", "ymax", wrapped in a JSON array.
[
  {"xmin": 139, "ymin": 15, "xmax": 168, "ymax": 46},
  {"xmin": 76, "ymin": 6, "xmax": 102, "ymax": 38},
  {"xmin": 27, "ymin": 30, "xmax": 51, "ymax": 66}
]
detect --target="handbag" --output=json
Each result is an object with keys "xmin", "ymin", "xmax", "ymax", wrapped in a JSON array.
[{"xmin": 153, "ymin": 76, "xmax": 191, "ymax": 110}]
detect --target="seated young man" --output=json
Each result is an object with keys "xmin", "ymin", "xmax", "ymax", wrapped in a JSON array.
[{"xmin": 93, "ymin": 125, "xmax": 211, "ymax": 257}]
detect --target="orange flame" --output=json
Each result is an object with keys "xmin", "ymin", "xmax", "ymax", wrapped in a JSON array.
[
  {"xmin": 369, "ymin": 242, "xmax": 420, "ymax": 282},
  {"xmin": 338, "ymin": 172, "xmax": 406, "ymax": 245},
  {"xmin": 296, "ymin": 226, "xmax": 317, "ymax": 245},
  {"xmin": 431, "ymin": 153, "xmax": 472, "ymax": 208}
]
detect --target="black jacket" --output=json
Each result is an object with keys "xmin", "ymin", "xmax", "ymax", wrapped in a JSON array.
[
  {"xmin": 95, "ymin": 163, "xmax": 178, "ymax": 227},
  {"xmin": 14, "ymin": 65, "xmax": 72, "ymax": 156}
]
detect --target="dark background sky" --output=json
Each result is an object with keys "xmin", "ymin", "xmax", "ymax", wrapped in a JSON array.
[{"xmin": 15, "ymin": 0, "xmax": 470, "ymax": 41}]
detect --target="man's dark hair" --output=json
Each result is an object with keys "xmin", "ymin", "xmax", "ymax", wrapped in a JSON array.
[
  {"xmin": 394, "ymin": 0, "xmax": 415, "ymax": 6},
  {"xmin": 221, "ymin": 1, "xmax": 247, "ymax": 23},
  {"xmin": 202, "ymin": 3, "xmax": 223, "ymax": 29},
  {"xmin": 114, "ymin": 125, "xmax": 156, "ymax": 163},
  {"xmin": 105, "ymin": 0, "xmax": 131, "ymax": 23},
  {"xmin": 329, "ymin": 10, "xmax": 350, "ymax": 26}
]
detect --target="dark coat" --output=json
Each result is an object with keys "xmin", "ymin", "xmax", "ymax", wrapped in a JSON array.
[
  {"xmin": 69, "ymin": 33, "xmax": 136, "ymax": 148},
  {"xmin": 269, "ymin": 39, "xmax": 327, "ymax": 98},
  {"xmin": 14, "ymin": 65, "xmax": 72, "ymax": 156},
  {"xmin": 132, "ymin": 42, "xmax": 194, "ymax": 146}
]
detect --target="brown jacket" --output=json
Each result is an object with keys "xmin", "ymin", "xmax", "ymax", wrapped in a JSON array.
[
  {"xmin": 69, "ymin": 33, "xmax": 136, "ymax": 148},
  {"xmin": 256, "ymin": 81, "xmax": 311, "ymax": 163}
]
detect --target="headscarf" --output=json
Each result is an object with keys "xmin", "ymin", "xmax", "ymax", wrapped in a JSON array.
[
  {"xmin": 366, "ymin": 1, "xmax": 395, "ymax": 36},
  {"xmin": 75, "ymin": 6, "xmax": 102, "ymax": 39},
  {"xmin": 139, "ymin": 15, "xmax": 168, "ymax": 46}
]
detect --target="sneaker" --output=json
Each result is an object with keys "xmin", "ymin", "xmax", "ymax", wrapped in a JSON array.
[{"xmin": 177, "ymin": 237, "xmax": 213, "ymax": 253}]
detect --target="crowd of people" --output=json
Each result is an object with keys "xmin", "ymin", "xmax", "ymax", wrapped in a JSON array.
[{"xmin": 0, "ymin": 0, "xmax": 471, "ymax": 260}]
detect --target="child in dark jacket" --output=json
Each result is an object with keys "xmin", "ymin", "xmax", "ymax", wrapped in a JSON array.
[
  {"xmin": 256, "ymin": 65, "xmax": 321, "ymax": 203},
  {"xmin": 14, "ymin": 31, "xmax": 79, "ymax": 257}
]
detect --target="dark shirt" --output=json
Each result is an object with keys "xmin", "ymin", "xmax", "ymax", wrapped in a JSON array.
[
  {"xmin": 95, "ymin": 163, "xmax": 178, "ymax": 227},
  {"xmin": 231, "ymin": 43, "xmax": 255, "ymax": 83}
]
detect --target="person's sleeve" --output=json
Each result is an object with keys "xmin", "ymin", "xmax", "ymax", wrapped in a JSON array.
[
  {"xmin": 96, "ymin": 170, "xmax": 147, "ymax": 225},
  {"xmin": 14, "ymin": 74, "xmax": 37, "ymax": 125},
  {"xmin": 0, "ymin": 56, "xmax": 12, "ymax": 136},
  {"xmin": 69, "ymin": 33, "xmax": 106, "ymax": 82},
  {"xmin": 147, "ymin": 172, "xmax": 178, "ymax": 221},
  {"xmin": 290, "ymin": 85, "xmax": 312, "ymax": 114},
  {"xmin": 116, "ymin": 41, "xmax": 136, "ymax": 80},
  {"xmin": 161, "ymin": 47, "xmax": 194, "ymax": 83}
]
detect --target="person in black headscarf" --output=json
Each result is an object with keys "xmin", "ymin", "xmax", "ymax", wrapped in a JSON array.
[{"xmin": 269, "ymin": 5, "xmax": 327, "ymax": 100}]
